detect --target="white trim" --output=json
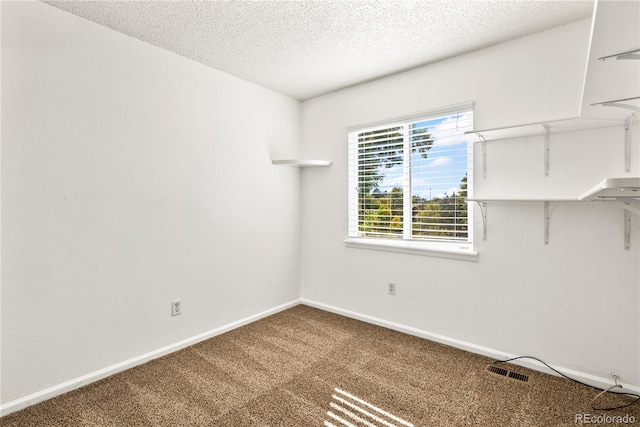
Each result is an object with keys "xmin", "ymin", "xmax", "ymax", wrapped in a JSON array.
[
  {"xmin": 347, "ymin": 101, "xmax": 475, "ymax": 132},
  {"xmin": 300, "ymin": 299, "xmax": 640, "ymax": 395},
  {"xmin": 4, "ymin": 298, "xmax": 637, "ymax": 417},
  {"xmin": 0, "ymin": 299, "xmax": 301, "ymax": 417},
  {"xmin": 347, "ymin": 107, "xmax": 474, "ymax": 246},
  {"xmin": 272, "ymin": 159, "xmax": 332, "ymax": 167},
  {"xmin": 344, "ymin": 238, "xmax": 478, "ymax": 262}
]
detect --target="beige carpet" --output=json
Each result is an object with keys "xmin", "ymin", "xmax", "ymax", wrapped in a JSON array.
[{"xmin": 2, "ymin": 305, "xmax": 638, "ymax": 426}]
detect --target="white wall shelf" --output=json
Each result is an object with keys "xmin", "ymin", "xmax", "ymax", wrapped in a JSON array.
[
  {"xmin": 467, "ymin": 178, "xmax": 640, "ymax": 249},
  {"xmin": 466, "ymin": 116, "xmax": 634, "ymax": 178},
  {"xmin": 580, "ymin": 1, "xmax": 639, "ymax": 121},
  {"xmin": 467, "ymin": 2, "xmax": 639, "ymax": 181},
  {"xmin": 465, "ymin": 199, "xmax": 576, "ymax": 245},
  {"xmin": 272, "ymin": 159, "xmax": 332, "ymax": 167},
  {"xmin": 465, "ymin": 117, "xmax": 619, "ymax": 142},
  {"xmin": 466, "ymin": 198, "xmax": 578, "ymax": 203}
]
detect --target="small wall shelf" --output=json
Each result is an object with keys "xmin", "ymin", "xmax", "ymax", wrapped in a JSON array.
[{"xmin": 271, "ymin": 159, "xmax": 332, "ymax": 167}]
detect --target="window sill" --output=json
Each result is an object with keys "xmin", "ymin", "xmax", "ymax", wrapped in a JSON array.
[{"xmin": 344, "ymin": 238, "xmax": 479, "ymax": 262}]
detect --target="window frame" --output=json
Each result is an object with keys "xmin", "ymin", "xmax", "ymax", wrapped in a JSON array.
[{"xmin": 345, "ymin": 102, "xmax": 477, "ymax": 260}]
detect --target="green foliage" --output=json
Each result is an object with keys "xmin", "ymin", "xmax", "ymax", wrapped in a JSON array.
[
  {"xmin": 413, "ymin": 201, "xmax": 443, "ymax": 237},
  {"xmin": 358, "ymin": 175, "xmax": 469, "ymax": 241}
]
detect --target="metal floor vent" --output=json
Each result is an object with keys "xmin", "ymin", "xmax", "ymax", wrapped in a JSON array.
[{"xmin": 487, "ymin": 365, "xmax": 529, "ymax": 383}]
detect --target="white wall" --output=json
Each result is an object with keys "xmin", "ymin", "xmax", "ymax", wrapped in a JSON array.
[
  {"xmin": 1, "ymin": 1, "xmax": 301, "ymax": 407},
  {"xmin": 2, "ymin": 1, "xmax": 638, "ymax": 414},
  {"xmin": 300, "ymin": 18, "xmax": 640, "ymax": 390}
]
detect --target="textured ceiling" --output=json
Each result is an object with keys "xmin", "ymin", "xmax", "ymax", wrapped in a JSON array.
[{"xmin": 43, "ymin": 1, "xmax": 594, "ymax": 101}]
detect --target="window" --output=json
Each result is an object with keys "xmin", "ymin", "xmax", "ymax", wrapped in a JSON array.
[{"xmin": 347, "ymin": 102, "xmax": 474, "ymax": 257}]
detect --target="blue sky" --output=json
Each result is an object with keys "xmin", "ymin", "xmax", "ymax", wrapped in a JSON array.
[{"xmin": 376, "ymin": 113, "xmax": 472, "ymax": 200}]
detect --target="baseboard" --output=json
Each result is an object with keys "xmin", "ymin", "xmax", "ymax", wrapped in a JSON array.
[
  {"xmin": 301, "ymin": 298, "xmax": 640, "ymax": 395},
  {"xmin": 0, "ymin": 299, "xmax": 301, "ymax": 417},
  {"xmin": 4, "ymin": 297, "xmax": 637, "ymax": 417}
]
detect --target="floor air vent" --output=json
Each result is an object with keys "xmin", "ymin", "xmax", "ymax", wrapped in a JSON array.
[
  {"xmin": 508, "ymin": 371, "xmax": 529, "ymax": 382},
  {"xmin": 487, "ymin": 365, "xmax": 529, "ymax": 383},
  {"xmin": 487, "ymin": 366, "xmax": 508, "ymax": 377}
]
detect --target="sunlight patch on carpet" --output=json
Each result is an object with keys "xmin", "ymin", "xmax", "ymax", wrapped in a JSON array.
[{"xmin": 324, "ymin": 388, "xmax": 414, "ymax": 427}]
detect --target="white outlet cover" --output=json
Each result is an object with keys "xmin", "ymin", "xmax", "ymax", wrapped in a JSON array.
[
  {"xmin": 171, "ymin": 300, "xmax": 181, "ymax": 316},
  {"xmin": 388, "ymin": 282, "xmax": 396, "ymax": 295}
]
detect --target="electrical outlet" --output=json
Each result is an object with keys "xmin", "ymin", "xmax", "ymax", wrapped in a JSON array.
[
  {"xmin": 171, "ymin": 300, "xmax": 181, "ymax": 316},
  {"xmin": 388, "ymin": 282, "xmax": 396, "ymax": 295}
]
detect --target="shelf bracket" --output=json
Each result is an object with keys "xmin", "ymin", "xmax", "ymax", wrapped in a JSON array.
[
  {"xmin": 624, "ymin": 204, "xmax": 631, "ymax": 251},
  {"xmin": 617, "ymin": 53, "xmax": 640, "ymax": 60},
  {"xmin": 477, "ymin": 134, "xmax": 488, "ymax": 179},
  {"xmin": 544, "ymin": 201, "xmax": 550, "ymax": 245},
  {"xmin": 624, "ymin": 113, "xmax": 636, "ymax": 173},
  {"xmin": 610, "ymin": 200, "xmax": 639, "ymax": 250},
  {"xmin": 591, "ymin": 97, "xmax": 640, "ymax": 113},
  {"xmin": 612, "ymin": 199, "xmax": 640, "ymax": 216},
  {"xmin": 543, "ymin": 124, "xmax": 550, "ymax": 177},
  {"xmin": 475, "ymin": 201, "xmax": 487, "ymax": 240},
  {"xmin": 599, "ymin": 49, "xmax": 640, "ymax": 61}
]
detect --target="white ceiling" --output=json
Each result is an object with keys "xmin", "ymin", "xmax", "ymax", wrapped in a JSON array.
[{"xmin": 43, "ymin": 1, "xmax": 595, "ymax": 101}]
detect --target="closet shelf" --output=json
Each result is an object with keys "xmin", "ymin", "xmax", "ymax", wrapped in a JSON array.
[
  {"xmin": 465, "ymin": 197, "xmax": 577, "ymax": 203},
  {"xmin": 466, "ymin": 116, "xmax": 635, "ymax": 178},
  {"xmin": 464, "ymin": 117, "xmax": 621, "ymax": 142},
  {"xmin": 466, "ymin": 178, "xmax": 640, "ymax": 249},
  {"xmin": 467, "ymin": 178, "xmax": 640, "ymax": 206},
  {"xmin": 271, "ymin": 159, "xmax": 332, "ymax": 167}
]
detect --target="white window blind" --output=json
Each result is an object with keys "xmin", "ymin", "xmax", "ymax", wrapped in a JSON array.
[{"xmin": 348, "ymin": 103, "xmax": 473, "ymax": 244}]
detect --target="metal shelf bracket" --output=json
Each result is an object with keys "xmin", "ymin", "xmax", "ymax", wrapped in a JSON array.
[
  {"xmin": 591, "ymin": 96, "xmax": 640, "ymax": 113},
  {"xmin": 478, "ymin": 134, "xmax": 488, "ymax": 179},
  {"xmin": 475, "ymin": 201, "xmax": 487, "ymax": 240},
  {"xmin": 624, "ymin": 204, "xmax": 631, "ymax": 250},
  {"xmin": 543, "ymin": 199, "xmax": 638, "ymax": 248},
  {"xmin": 544, "ymin": 201, "xmax": 550, "ymax": 245},
  {"xmin": 614, "ymin": 199, "xmax": 640, "ymax": 216},
  {"xmin": 624, "ymin": 113, "xmax": 636, "ymax": 173},
  {"xmin": 611, "ymin": 199, "xmax": 639, "ymax": 250},
  {"xmin": 599, "ymin": 49, "xmax": 640, "ymax": 61},
  {"xmin": 543, "ymin": 124, "xmax": 550, "ymax": 177},
  {"xmin": 475, "ymin": 125, "xmax": 551, "ymax": 178}
]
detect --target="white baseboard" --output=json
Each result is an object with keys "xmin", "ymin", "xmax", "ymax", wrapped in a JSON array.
[
  {"xmin": 3, "ymin": 298, "xmax": 637, "ymax": 417},
  {"xmin": 300, "ymin": 298, "xmax": 640, "ymax": 395},
  {"xmin": 0, "ymin": 299, "xmax": 301, "ymax": 417}
]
